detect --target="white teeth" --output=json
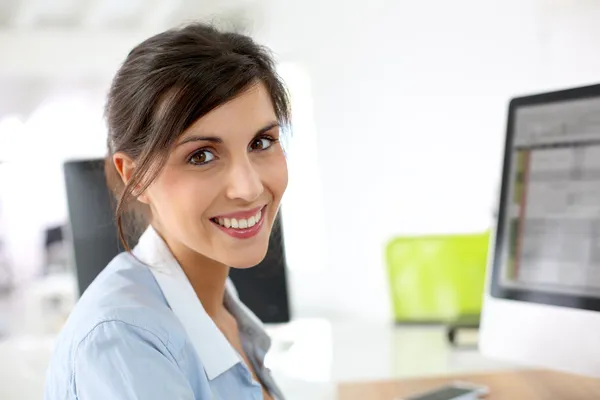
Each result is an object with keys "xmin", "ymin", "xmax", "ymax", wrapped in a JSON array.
[{"xmin": 214, "ymin": 208, "xmax": 264, "ymax": 230}]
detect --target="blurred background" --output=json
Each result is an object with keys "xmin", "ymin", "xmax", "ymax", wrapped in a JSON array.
[{"xmin": 1, "ymin": 0, "xmax": 600, "ymax": 399}]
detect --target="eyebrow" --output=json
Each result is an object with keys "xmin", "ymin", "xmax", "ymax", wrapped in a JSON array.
[{"xmin": 176, "ymin": 121, "xmax": 280, "ymax": 147}]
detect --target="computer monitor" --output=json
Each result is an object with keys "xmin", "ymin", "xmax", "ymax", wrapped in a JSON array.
[
  {"xmin": 63, "ymin": 159, "xmax": 291, "ymax": 323},
  {"xmin": 480, "ymin": 84, "xmax": 600, "ymax": 377}
]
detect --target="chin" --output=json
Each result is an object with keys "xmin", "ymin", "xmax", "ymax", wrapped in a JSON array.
[{"xmin": 223, "ymin": 247, "xmax": 269, "ymax": 269}]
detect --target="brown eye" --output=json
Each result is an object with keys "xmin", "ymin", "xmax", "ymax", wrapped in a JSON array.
[
  {"xmin": 188, "ymin": 149, "xmax": 215, "ymax": 165},
  {"xmin": 249, "ymin": 137, "xmax": 273, "ymax": 151}
]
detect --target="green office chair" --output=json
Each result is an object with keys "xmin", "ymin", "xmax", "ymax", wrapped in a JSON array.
[{"xmin": 386, "ymin": 231, "xmax": 490, "ymax": 323}]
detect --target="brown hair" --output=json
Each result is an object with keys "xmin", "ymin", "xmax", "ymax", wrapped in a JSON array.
[{"xmin": 104, "ymin": 22, "xmax": 291, "ymax": 250}]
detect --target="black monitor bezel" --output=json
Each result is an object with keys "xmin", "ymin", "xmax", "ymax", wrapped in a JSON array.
[{"xmin": 491, "ymin": 83, "xmax": 600, "ymax": 311}]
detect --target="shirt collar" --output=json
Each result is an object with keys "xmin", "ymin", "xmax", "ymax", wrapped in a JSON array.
[{"xmin": 133, "ymin": 225, "xmax": 256, "ymax": 380}]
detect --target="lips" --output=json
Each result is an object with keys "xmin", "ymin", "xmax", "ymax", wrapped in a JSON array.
[
  {"xmin": 212, "ymin": 207, "xmax": 262, "ymax": 229},
  {"xmin": 210, "ymin": 205, "xmax": 267, "ymax": 239}
]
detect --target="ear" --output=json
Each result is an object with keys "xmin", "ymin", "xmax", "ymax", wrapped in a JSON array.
[{"xmin": 112, "ymin": 153, "xmax": 150, "ymax": 205}]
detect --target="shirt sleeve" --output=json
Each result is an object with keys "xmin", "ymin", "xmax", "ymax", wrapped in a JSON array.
[{"xmin": 73, "ymin": 320, "xmax": 196, "ymax": 400}]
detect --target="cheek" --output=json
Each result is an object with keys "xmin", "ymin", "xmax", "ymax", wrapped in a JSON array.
[
  {"xmin": 266, "ymin": 153, "xmax": 288, "ymax": 198},
  {"xmin": 148, "ymin": 169, "xmax": 212, "ymax": 223}
]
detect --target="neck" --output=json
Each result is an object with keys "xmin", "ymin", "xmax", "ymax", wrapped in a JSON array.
[
  {"xmin": 154, "ymin": 227, "xmax": 230, "ymax": 318},
  {"xmin": 181, "ymin": 253, "xmax": 230, "ymax": 318}
]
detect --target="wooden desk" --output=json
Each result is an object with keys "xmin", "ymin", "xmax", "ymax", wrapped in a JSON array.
[{"xmin": 338, "ymin": 370, "xmax": 600, "ymax": 399}]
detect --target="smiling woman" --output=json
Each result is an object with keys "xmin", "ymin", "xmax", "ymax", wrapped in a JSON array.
[{"xmin": 44, "ymin": 22, "xmax": 291, "ymax": 400}]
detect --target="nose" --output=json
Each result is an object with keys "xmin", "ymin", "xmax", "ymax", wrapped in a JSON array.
[{"xmin": 225, "ymin": 156, "xmax": 264, "ymax": 203}]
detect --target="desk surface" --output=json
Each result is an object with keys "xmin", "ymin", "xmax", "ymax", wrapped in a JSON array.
[{"xmin": 338, "ymin": 370, "xmax": 600, "ymax": 400}]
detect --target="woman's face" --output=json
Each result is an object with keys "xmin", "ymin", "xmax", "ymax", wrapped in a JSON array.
[{"xmin": 141, "ymin": 83, "xmax": 288, "ymax": 269}]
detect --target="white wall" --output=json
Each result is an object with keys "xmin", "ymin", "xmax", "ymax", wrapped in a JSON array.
[
  {"xmin": 262, "ymin": 0, "xmax": 600, "ymax": 320},
  {"xmin": 535, "ymin": 1, "xmax": 600, "ymax": 89}
]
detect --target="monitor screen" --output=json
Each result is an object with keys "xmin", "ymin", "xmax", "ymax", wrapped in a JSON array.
[{"xmin": 491, "ymin": 85, "xmax": 600, "ymax": 311}]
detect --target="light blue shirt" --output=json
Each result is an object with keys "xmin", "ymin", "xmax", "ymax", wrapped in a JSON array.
[{"xmin": 44, "ymin": 226, "xmax": 285, "ymax": 400}]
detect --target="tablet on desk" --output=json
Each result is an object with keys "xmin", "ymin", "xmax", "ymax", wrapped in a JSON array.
[{"xmin": 400, "ymin": 381, "xmax": 489, "ymax": 400}]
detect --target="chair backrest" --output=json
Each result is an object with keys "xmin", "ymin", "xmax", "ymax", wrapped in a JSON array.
[{"xmin": 386, "ymin": 231, "xmax": 490, "ymax": 322}]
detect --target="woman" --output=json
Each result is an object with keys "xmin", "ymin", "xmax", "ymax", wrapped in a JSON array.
[{"xmin": 44, "ymin": 22, "xmax": 290, "ymax": 400}]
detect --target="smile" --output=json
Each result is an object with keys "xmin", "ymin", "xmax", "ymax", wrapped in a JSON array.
[{"xmin": 210, "ymin": 206, "xmax": 266, "ymax": 239}]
